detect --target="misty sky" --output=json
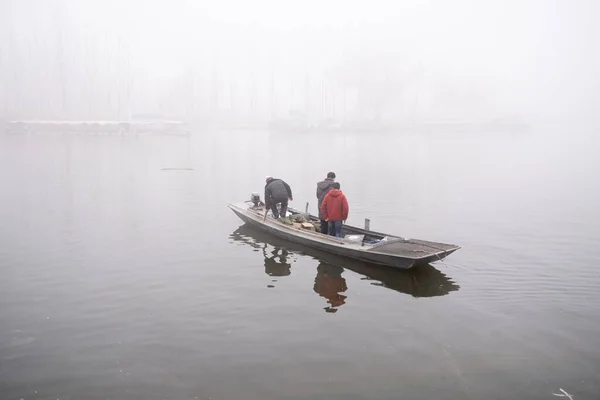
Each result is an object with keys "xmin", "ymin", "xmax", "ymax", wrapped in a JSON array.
[{"xmin": 1, "ymin": 0, "xmax": 598, "ymax": 121}]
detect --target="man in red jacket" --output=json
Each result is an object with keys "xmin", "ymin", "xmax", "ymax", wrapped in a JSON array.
[{"xmin": 320, "ymin": 182, "xmax": 349, "ymax": 238}]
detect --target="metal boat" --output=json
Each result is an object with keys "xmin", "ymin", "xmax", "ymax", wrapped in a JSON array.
[{"xmin": 228, "ymin": 200, "xmax": 460, "ymax": 270}]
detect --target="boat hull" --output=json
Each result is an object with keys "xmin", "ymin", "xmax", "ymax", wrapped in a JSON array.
[
  {"xmin": 229, "ymin": 203, "xmax": 460, "ymax": 270},
  {"xmin": 230, "ymin": 224, "xmax": 460, "ymax": 297}
]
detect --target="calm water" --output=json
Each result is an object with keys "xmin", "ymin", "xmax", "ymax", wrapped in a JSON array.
[{"xmin": 1, "ymin": 126, "xmax": 599, "ymax": 400}]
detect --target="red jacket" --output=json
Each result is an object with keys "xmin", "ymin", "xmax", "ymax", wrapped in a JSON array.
[{"xmin": 320, "ymin": 189, "xmax": 349, "ymax": 221}]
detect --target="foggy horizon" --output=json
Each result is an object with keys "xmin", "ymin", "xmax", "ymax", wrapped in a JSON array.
[
  {"xmin": 2, "ymin": 2, "xmax": 600, "ymax": 399},
  {"xmin": 1, "ymin": 0, "xmax": 598, "ymax": 125}
]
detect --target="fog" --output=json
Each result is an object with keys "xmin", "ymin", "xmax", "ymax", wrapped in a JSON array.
[
  {"xmin": 1, "ymin": 0, "xmax": 598, "ymax": 125},
  {"xmin": 2, "ymin": 3, "xmax": 600, "ymax": 399}
]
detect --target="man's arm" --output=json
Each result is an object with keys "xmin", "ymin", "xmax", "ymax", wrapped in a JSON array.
[
  {"xmin": 283, "ymin": 181, "xmax": 293, "ymax": 199},
  {"xmin": 320, "ymin": 196, "xmax": 329, "ymax": 221},
  {"xmin": 264, "ymin": 186, "xmax": 271, "ymax": 208},
  {"xmin": 342, "ymin": 195, "xmax": 349, "ymax": 221}
]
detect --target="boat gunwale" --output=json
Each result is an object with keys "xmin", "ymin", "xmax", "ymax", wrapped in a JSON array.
[{"xmin": 228, "ymin": 203, "xmax": 460, "ymax": 261}]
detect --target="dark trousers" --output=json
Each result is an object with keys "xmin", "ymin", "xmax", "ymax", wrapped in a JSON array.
[
  {"xmin": 320, "ymin": 219, "xmax": 328, "ymax": 234},
  {"xmin": 270, "ymin": 199, "xmax": 288, "ymax": 219},
  {"xmin": 328, "ymin": 220, "xmax": 343, "ymax": 237}
]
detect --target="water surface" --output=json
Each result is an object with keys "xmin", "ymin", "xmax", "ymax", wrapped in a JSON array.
[{"xmin": 1, "ymin": 126, "xmax": 599, "ymax": 399}]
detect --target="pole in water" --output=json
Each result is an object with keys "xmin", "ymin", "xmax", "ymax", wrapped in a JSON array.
[
  {"xmin": 305, "ymin": 202, "xmax": 309, "ymax": 214},
  {"xmin": 364, "ymin": 218, "xmax": 371, "ymax": 231}
]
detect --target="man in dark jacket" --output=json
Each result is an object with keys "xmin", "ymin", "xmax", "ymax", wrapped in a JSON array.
[
  {"xmin": 316, "ymin": 172, "xmax": 336, "ymax": 234},
  {"xmin": 320, "ymin": 182, "xmax": 349, "ymax": 238},
  {"xmin": 265, "ymin": 176, "xmax": 293, "ymax": 219}
]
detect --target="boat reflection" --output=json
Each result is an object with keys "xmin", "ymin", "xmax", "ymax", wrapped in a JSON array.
[{"xmin": 229, "ymin": 225, "xmax": 460, "ymax": 300}]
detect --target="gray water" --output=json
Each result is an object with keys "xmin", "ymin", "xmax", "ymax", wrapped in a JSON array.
[{"xmin": 1, "ymin": 126, "xmax": 599, "ymax": 400}]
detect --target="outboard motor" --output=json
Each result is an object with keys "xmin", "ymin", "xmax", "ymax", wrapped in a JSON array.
[{"xmin": 250, "ymin": 192, "xmax": 261, "ymax": 207}]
